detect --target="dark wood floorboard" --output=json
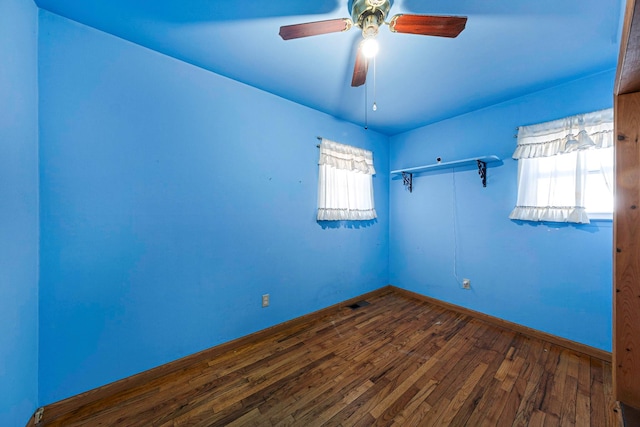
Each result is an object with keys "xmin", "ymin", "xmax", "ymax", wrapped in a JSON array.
[{"xmin": 41, "ymin": 290, "xmax": 622, "ymax": 426}]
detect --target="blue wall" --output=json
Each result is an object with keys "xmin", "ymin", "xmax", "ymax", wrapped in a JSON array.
[
  {"xmin": 37, "ymin": 11, "xmax": 389, "ymax": 405},
  {"xmin": 389, "ymin": 70, "xmax": 615, "ymax": 351},
  {"xmin": 0, "ymin": 0, "xmax": 40, "ymax": 425}
]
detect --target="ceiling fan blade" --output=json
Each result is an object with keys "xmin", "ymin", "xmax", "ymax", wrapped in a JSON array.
[
  {"xmin": 279, "ymin": 18, "xmax": 353, "ymax": 40},
  {"xmin": 389, "ymin": 14, "xmax": 467, "ymax": 38},
  {"xmin": 351, "ymin": 44, "xmax": 369, "ymax": 87}
]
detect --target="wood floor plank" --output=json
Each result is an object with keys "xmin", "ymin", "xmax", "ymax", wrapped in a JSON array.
[
  {"xmin": 510, "ymin": 341, "xmax": 555, "ymax": 426},
  {"xmin": 39, "ymin": 290, "xmax": 622, "ymax": 427},
  {"xmin": 560, "ymin": 374, "xmax": 578, "ymax": 426},
  {"xmin": 367, "ymin": 354, "xmax": 441, "ymax": 419},
  {"xmin": 498, "ymin": 344, "xmax": 536, "ymax": 423},
  {"xmin": 434, "ymin": 362, "xmax": 489, "ymax": 426},
  {"xmin": 389, "ymin": 379, "xmax": 438, "ymax": 426},
  {"xmin": 592, "ymin": 357, "xmax": 609, "ymax": 426}
]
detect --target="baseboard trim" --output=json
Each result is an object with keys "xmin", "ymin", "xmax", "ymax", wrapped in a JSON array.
[
  {"xmin": 31, "ymin": 283, "xmax": 611, "ymax": 425},
  {"xmin": 389, "ymin": 285, "xmax": 612, "ymax": 362},
  {"xmin": 34, "ymin": 286, "xmax": 394, "ymax": 425}
]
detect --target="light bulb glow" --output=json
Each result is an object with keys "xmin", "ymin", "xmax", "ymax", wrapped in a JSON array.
[{"xmin": 361, "ymin": 37, "xmax": 379, "ymax": 58}]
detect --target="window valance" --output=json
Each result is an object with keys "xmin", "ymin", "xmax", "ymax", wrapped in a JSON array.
[
  {"xmin": 318, "ymin": 139, "xmax": 376, "ymax": 175},
  {"xmin": 512, "ymin": 108, "xmax": 613, "ymax": 159}
]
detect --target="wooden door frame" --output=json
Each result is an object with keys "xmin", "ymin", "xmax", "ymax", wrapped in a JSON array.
[{"xmin": 614, "ymin": 0, "xmax": 640, "ymax": 409}]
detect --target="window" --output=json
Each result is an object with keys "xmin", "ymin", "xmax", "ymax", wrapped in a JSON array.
[
  {"xmin": 510, "ymin": 109, "xmax": 613, "ymax": 224},
  {"xmin": 317, "ymin": 138, "xmax": 376, "ymax": 221},
  {"xmin": 583, "ymin": 147, "xmax": 613, "ymax": 218}
]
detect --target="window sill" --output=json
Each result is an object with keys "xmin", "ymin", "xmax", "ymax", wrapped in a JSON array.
[{"xmin": 587, "ymin": 213, "xmax": 613, "ymax": 221}]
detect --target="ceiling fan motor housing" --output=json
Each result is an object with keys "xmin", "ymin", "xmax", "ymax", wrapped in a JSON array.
[{"xmin": 350, "ymin": 0, "xmax": 391, "ymax": 31}]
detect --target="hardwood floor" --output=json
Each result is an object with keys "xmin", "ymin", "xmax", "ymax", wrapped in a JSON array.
[{"xmin": 40, "ymin": 289, "xmax": 622, "ymax": 426}]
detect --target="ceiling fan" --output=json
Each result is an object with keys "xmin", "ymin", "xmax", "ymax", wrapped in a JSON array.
[{"xmin": 279, "ymin": 0, "xmax": 467, "ymax": 87}]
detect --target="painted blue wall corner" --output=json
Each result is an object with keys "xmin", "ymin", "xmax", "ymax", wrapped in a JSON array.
[
  {"xmin": 389, "ymin": 70, "xmax": 615, "ymax": 352},
  {"xmin": 0, "ymin": 0, "xmax": 40, "ymax": 425}
]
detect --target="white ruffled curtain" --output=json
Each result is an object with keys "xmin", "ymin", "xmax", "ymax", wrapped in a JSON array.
[
  {"xmin": 509, "ymin": 108, "xmax": 613, "ymax": 224},
  {"xmin": 317, "ymin": 138, "xmax": 377, "ymax": 221}
]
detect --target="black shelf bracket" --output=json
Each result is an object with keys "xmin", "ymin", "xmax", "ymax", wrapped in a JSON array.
[
  {"xmin": 401, "ymin": 172, "xmax": 413, "ymax": 193},
  {"xmin": 477, "ymin": 160, "xmax": 487, "ymax": 187}
]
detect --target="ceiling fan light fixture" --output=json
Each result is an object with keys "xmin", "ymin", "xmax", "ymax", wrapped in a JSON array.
[
  {"xmin": 360, "ymin": 11, "xmax": 381, "ymax": 58},
  {"xmin": 361, "ymin": 37, "xmax": 379, "ymax": 58}
]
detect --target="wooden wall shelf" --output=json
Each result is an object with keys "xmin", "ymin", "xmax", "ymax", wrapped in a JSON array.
[{"xmin": 391, "ymin": 155, "xmax": 501, "ymax": 192}]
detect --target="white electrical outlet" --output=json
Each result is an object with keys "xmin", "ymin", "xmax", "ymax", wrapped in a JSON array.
[
  {"xmin": 262, "ymin": 294, "xmax": 270, "ymax": 307},
  {"xmin": 462, "ymin": 279, "xmax": 471, "ymax": 290},
  {"xmin": 35, "ymin": 407, "xmax": 44, "ymax": 424}
]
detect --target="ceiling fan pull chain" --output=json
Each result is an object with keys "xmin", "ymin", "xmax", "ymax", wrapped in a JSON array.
[
  {"xmin": 364, "ymin": 72, "xmax": 368, "ymax": 129},
  {"xmin": 372, "ymin": 56, "xmax": 378, "ymax": 112}
]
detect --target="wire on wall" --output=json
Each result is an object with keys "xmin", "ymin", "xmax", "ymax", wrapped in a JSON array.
[{"xmin": 451, "ymin": 168, "xmax": 462, "ymax": 286}]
